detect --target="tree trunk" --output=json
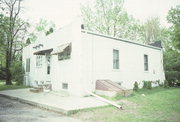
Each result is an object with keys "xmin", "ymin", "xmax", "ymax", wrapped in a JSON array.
[
  {"xmin": 6, "ymin": 68, "xmax": 12, "ymax": 85},
  {"xmin": 5, "ymin": 50, "xmax": 12, "ymax": 85}
]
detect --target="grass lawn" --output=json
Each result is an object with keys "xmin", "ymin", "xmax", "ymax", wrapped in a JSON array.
[
  {"xmin": 72, "ymin": 87, "xmax": 180, "ymax": 122},
  {"xmin": 0, "ymin": 81, "xmax": 29, "ymax": 91}
]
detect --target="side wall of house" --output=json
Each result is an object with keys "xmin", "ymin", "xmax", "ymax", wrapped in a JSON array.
[
  {"xmin": 23, "ymin": 19, "xmax": 84, "ymax": 96},
  {"xmin": 23, "ymin": 44, "xmax": 34, "ymax": 86},
  {"xmin": 50, "ymin": 19, "xmax": 83, "ymax": 96},
  {"xmin": 81, "ymin": 32, "xmax": 165, "ymax": 91},
  {"xmin": 23, "ymin": 37, "xmax": 50, "ymax": 87}
]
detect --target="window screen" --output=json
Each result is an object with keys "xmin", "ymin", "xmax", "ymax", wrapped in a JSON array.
[
  {"xmin": 113, "ymin": 49, "xmax": 119, "ymax": 69},
  {"xmin": 144, "ymin": 54, "xmax": 148, "ymax": 71},
  {"xmin": 26, "ymin": 58, "xmax": 30, "ymax": 72},
  {"xmin": 62, "ymin": 83, "xmax": 68, "ymax": 89}
]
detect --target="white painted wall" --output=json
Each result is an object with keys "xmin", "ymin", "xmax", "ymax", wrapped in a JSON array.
[
  {"xmin": 23, "ymin": 20, "xmax": 165, "ymax": 96},
  {"xmin": 81, "ymin": 32, "xmax": 165, "ymax": 91},
  {"xmin": 23, "ymin": 18, "xmax": 84, "ymax": 96}
]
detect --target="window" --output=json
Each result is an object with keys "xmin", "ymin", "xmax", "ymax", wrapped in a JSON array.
[
  {"xmin": 113, "ymin": 49, "xmax": 119, "ymax": 69},
  {"xmin": 47, "ymin": 65, "xmax": 50, "ymax": 74},
  {"xmin": 46, "ymin": 55, "xmax": 51, "ymax": 74},
  {"xmin": 62, "ymin": 83, "xmax": 68, "ymax": 89},
  {"xmin": 26, "ymin": 58, "xmax": 30, "ymax": 72},
  {"xmin": 144, "ymin": 54, "xmax": 148, "ymax": 71},
  {"xmin": 58, "ymin": 45, "xmax": 71, "ymax": 61},
  {"xmin": 36, "ymin": 55, "xmax": 42, "ymax": 67}
]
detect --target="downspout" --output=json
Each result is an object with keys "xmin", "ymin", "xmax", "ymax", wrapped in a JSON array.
[
  {"xmin": 92, "ymin": 34, "xmax": 95, "ymax": 91},
  {"xmin": 161, "ymin": 48, "xmax": 165, "ymax": 83}
]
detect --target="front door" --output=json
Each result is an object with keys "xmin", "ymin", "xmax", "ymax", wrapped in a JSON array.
[{"xmin": 45, "ymin": 55, "xmax": 51, "ymax": 82}]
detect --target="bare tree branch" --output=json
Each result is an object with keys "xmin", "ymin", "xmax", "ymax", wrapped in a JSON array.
[
  {"xmin": 12, "ymin": 21, "xmax": 25, "ymax": 38},
  {"xmin": 13, "ymin": 0, "xmax": 21, "ymax": 28}
]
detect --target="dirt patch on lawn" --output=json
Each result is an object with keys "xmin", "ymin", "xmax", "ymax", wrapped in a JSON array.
[
  {"xmin": 71, "ymin": 99, "xmax": 139, "ymax": 122},
  {"xmin": 114, "ymin": 99, "xmax": 138, "ymax": 113},
  {"xmin": 118, "ymin": 99, "xmax": 138, "ymax": 108}
]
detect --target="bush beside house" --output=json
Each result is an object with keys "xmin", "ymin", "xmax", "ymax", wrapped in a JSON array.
[
  {"xmin": 133, "ymin": 81, "xmax": 139, "ymax": 91},
  {"xmin": 10, "ymin": 61, "xmax": 24, "ymax": 85}
]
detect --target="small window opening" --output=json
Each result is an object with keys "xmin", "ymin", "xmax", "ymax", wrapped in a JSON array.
[{"xmin": 62, "ymin": 83, "xmax": 68, "ymax": 89}]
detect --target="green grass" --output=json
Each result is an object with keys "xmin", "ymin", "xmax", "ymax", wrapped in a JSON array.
[
  {"xmin": 0, "ymin": 81, "xmax": 29, "ymax": 91},
  {"xmin": 72, "ymin": 87, "xmax": 180, "ymax": 122}
]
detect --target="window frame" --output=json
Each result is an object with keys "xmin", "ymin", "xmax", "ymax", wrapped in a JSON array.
[
  {"xmin": 144, "ymin": 54, "xmax": 149, "ymax": 71},
  {"xmin": 47, "ymin": 65, "xmax": 50, "ymax": 74},
  {"xmin": 36, "ymin": 55, "xmax": 43, "ymax": 67},
  {"xmin": 113, "ymin": 49, "xmax": 119, "ymax": 69},
  {"xmin": 62, "ymin": 83, "xmax": 68, "ymax": 89},
  {"xmin": 26, "ymin": 58, "xmax": 30, "ymax": 72},
  {"xmin": 58, "ymin": 44, "xmax": 71, "ymax": 61}
]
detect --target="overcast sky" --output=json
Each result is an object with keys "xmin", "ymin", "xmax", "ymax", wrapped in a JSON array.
[{"xmin": 21, "ymin": 0, "xmax": 180, "ymax": 28}]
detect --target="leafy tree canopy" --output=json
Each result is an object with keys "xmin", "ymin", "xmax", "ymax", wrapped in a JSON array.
[
  {"xmin": 164, "ymin": 5, "xmax": 180, "ymax": 85},
  {"xmin": 81, "ymin": 0, "xmax": 169, "ymax": 44},
  {"xmin": 167, "ymin": 5, "xmax": 180, "ymax": 50},
  {"xmin": 81, "ymin": 0, "xmax": 142, "ymax": 42},
  {"xmin": 27, "ymin": 19, "xmax": 56, "ymax": 44}
]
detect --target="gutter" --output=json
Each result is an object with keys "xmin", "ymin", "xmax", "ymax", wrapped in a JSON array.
[{"xmin": 81, "ymin": 30, "xmax": 162, "ymax": 51}]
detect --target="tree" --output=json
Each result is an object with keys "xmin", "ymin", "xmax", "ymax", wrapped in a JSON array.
[
  {"xmin": 0, "ymin": 14, "xmax": 8, "ymax": 80},
  {"xmin": 0, "ymin": 0, "xmax": 29, "ymax": 85},
  {"xmin": 137, "ymin": 17, "xmax": 171, "ymax": 46},
  {"xmin": 81, "ymin": 0, "xmax": 142, "ymax": 42},
  {"xmin": 163, "ymin": 49, "xmax": 180, "ymax": 86},
  {"xmin": 167, "ymin": 5, "xmax": 180, "ymax": 50},
  {"xmin": 27, "ymin": 19, "xmax": 56, "ymax": 44},
  {"xmin": 163, "ymin": 5, "xmax": 180, "ymax": 86},
  {"xmin": 142, "ymin": 17, "xmax": 161, "ymax": 44},
  {"xmin": 37, "ymin": 19, "xmax": 55, "ymax": 36},
  {"xmin": 0, "ymin": 14, "xmax": 7, "ymax": 68},
  {"xmin": 91, "ymin": 0, "xmax": 125, "ymax": 36}
]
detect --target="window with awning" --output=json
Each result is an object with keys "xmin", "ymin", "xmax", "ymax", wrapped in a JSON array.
[
  {"xmin": 52, "ymin": 43, "xmax": 71, "ymax": 54},
  {"xmin": 52, "ymin": 43, "xmax": 72, "ymax": 61}
]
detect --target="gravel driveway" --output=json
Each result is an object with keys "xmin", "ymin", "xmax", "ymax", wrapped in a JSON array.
[{"xmin": 0, "ymin": 96, "xmax": 81, "ymax": 122}]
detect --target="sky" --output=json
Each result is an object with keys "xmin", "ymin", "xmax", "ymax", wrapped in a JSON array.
[{"xmin": 21, "ymin": 0, "xmax": 180, "ymax": 28}]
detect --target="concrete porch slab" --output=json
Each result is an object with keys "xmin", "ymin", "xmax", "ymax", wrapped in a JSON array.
[{"xmin": 0, "ymin": 89, "xmax": 108, "ymax": 115}]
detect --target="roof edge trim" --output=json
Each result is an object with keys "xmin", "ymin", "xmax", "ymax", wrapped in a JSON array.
[{"xmin": 81, "ymin": 30, "xmax": 162, "ymax": 50}]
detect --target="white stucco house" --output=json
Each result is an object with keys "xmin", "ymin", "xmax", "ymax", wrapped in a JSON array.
[{"xmin": 23, "ymin": 19, "xmax": 165, "ymax": 96}]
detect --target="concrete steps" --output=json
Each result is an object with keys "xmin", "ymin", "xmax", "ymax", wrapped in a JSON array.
[
  {"xmin": 29, "ymin": 87, "xmax": 43, "ymax": 93},
  {"xmin": 96, "ymin": 80, "xmax": 132, "ymax": 96}
]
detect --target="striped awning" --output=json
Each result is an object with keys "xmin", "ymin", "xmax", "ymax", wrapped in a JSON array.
[
  {"xmin": 33, "ymin": 48, "xmax": 53, "ymax": 55},
  {"xmin": 51, "ymin": 43, "xmax": 71, "ymax": 55}
]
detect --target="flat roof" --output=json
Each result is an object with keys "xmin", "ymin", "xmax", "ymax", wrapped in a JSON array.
[{"xmin": 81, "ymin": 30, "xmax": 162, "ymax": 50}]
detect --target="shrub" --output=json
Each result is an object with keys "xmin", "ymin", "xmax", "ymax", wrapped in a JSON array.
[
  {"xmin": 155, "ymin": 80, "xmax": 160, "ymax": 85},
  {"xmin": 164, "ymin": 80, "xmax": 169, "ymax": 88},
  {"xmin": 133, "ymin": 81, "xmax": 139, "ymax": 91},
  {"xmin": 165, "ymin": 71, "xmax": 180, "ymax": 87},
  {"xmin": 10, "ymin": 61, "xmax": 24, "ymax": 85},
  {"xmin": 147, "ymin": 81, "xmax": 152, "ymax": 89},
  {"xmin": 143, "ymin": 80, "xmax": 148, "ymax": 88},
  {"xmin": 155, "ymin": 80, "xmax": 164, "ymax": 87},
  {"xmin": 143, "ymin": 81, "xmax": 152, "ymax": 89}
]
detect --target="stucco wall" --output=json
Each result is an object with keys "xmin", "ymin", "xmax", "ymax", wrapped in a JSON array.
[
  {"xmin": 23, "ymin": 21, "xmax": 165, "ymax": 96},
  {"xmin": 81, "ymin": 32, "xmax": 165, "ymax": 90},
  {"xmin": 23, "ymin": 19, "xmax": 84, "ymax": 96}
]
